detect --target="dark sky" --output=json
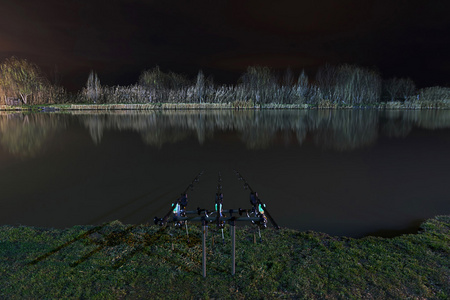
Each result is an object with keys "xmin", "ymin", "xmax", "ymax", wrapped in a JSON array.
[{"xmin": 1, "ymin": 0, "xmax": 449, "ymax": 91}]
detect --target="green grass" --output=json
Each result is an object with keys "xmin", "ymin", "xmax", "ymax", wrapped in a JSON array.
[
  {"xmin": 2, "ymin": 101, "xmax": 450, "ymax": 112},
  {"xmin": 1, "ymin": 216, "xmax": 449, "ymax": 299}
]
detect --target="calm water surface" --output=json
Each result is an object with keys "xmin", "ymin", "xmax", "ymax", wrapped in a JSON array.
[{"xmin": 1, "ymin": 110, "xmax": 449, "ymax": 237}]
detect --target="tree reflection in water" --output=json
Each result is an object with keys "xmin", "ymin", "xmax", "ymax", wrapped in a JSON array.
[
  {"xmin": 72, "ymin": 109, "xmax": 450, "ymax": 151},
  {"xmin": 2, "ymin": 110, "xmax": 450, "ymax": 157},
  {"xmin": 0, "ymin": 113, "xmax": 66, "ymax": 157},
  {"xmin": 2, "ymin": 109, "xmax": 450, "ymax": 236}
]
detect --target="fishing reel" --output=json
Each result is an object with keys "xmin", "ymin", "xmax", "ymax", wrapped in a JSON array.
[
  {"xmin": 173, "ymin": 203, "xmax": 187, "ymax": 228},
  {"xmin": 153, "ymin": 217, "xmax": 166, "ymax": 226},
  {"xmin": 249, "ymin": 202, "xmax": 268, "ymax": 229},
  {"xmin": 174, "ymin": 212, "xmax": 186, "ymax": 228},
  {"xmin": 196, "ymin": 207, "xmax": 210, "ymax": 217},
  {"xmin": 214, "ymin": 198, "xmax": 225, "ymax": 229},
  {"xmin": 216, "ymin": 219, "xmax": 225, "ymax": 229},
  {"xmin": 250, "ymin": 213, "xmax": 267, "ymax": 229},
  {"xmin": 174, "ymin": 221, "xmax": 185, "ymax": 228}
]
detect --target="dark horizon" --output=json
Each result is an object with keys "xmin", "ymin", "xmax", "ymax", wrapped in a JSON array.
[{"xmin": 1, "ymin": 1, "xmax": 449, "ymax": 92}]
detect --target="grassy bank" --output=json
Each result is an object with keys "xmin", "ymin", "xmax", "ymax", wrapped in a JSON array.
[
  {"xmin": 1, "ymin": 100, "xmax": 450, "ymax": 112},
  {"xmin": 1, "ymin": 216, "xmax": 449, "ymax": 299}
]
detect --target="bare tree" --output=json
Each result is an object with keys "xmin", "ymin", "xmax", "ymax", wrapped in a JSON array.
[
  {"xmin": 240, "ymin": 66, "xmax": 277, "ymax": 105},
  {"xmin": 295, "ymin": 69, "xmax": 309, "ymax": 103},
  {"xmin": 316, "ymin": 64, "xmax": 381, "ymax": 105},
  {"xmin": 399, "ymin": 78, "xmax": 415, "ymax": 101},
  {"xmin": 282, "ymin": 67, "xmax": 295, "ymax": 86},
  {"xmin": 279, "ymin": 67, "xmax": 295, "ymax": 103},
  {"xmin": 383, "ymin": 77, "xmax": 415, "ymax": 101},
  {"xmin": 139, "ymin": 66, "xmax": 190, "ymax": 102},
  {"xmin": 195, "ymin": 70, "xmax": 205, "ymax": 103},
  {"xmin": 84, "ymin": 70, "xmax": 102, "ymax": 103},
  {"xmin": 316, "ymin": 64, "xmax": 337, "ymax": 101}
]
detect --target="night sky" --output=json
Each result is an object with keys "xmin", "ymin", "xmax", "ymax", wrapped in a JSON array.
[{"xmin": 1, "ymin": 0, "xmax": 449, "ymax": 91}]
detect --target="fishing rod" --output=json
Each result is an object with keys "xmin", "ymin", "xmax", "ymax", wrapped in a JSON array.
[
  {"xmin": 214, "ymin": 171, "xmax": 225, "ymax": 243},
  {"xmin": 234, "ymin": 170, "xmax": 280, "ymax": 229},
  {"xmin": 151, "ymin": 170, "xmax": 272, "ymax": 278},
  {"xmin": 215, "ymin": 172, "xmax": 224, "ymax": 228},
  {"xmin": 154, "ymin": 170, "xmax": 204, "ymax": 227}
]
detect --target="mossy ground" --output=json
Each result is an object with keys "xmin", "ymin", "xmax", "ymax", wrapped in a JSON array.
[{"xmin": 1, "ymin": 216, "xmax": 449, "ymax": 299}]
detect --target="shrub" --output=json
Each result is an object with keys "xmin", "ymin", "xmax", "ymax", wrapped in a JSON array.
[{"xmin": 417, "ymin": 86, "xmax": 450, "ymax": 102}]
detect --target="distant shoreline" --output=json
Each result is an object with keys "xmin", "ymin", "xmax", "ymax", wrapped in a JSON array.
[
  {"xmin": 2, "ymin": 58, "xmax": 450, "ymax": 110},
  {"xmin": 1, "ymin": 100, "xmax": 450, "ymax": 112}
]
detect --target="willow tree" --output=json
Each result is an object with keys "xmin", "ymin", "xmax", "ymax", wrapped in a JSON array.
[{"xmin": 0, "ymin": 57, "xmax": 47, "ymax": 104}]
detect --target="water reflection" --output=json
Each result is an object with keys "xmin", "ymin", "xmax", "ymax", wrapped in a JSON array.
[
  {"xmin": 76, "ymin": 110, "xmax": 450, "ymax": 150},
  {"xmin": 2, "ymin": 110, "xmax": 450, "ymax": 157},
  {"xmin": 1, "ymin": 109, "xmax": 450, "ymax": 237},
  {"xmin": 76, "ymin": 110, "xmax": 450, "ymax": 151},
  {"xmin": 0, "ymin": 113, "xmax": 66, "ymax": 157}
]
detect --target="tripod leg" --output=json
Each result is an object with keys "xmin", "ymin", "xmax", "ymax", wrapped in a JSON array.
[
  {"xmin": 222, "ymin": 228, "xmax": 225, "ymax": 244},
  {"xmin": 258, "ymin": 227, "xmax": 262, "ymax": 243},
  {"xmin": 185, "ymin": 221, "xmax": 190, "ymax": 243}
]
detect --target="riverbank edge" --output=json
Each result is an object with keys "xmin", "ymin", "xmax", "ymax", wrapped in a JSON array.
[
  {"xmin": 1, "ymin": 100, "xmax": 450, "ymax": 111},
  {"xmin": 1, "ymin": 215, "xmax": 449, "ymax": 298}
]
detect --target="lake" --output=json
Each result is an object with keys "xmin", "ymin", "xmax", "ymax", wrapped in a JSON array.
[{"xmin": 1, "ymin": 109, "xmax": 449, "ymax": 237}]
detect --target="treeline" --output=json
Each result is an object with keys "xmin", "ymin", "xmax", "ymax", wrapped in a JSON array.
[
  {"xmin": 1, "ymin": 56, "xmax": 449, "ymax": 107},
  {"xmin": 79, "ymin": 65, "xmax": 450, "ymax": 107}
]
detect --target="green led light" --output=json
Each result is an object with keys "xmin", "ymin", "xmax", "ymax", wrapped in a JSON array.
[{"xmin": 258, "ymin": 204, "xmax": 264, "ymax": 213}]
